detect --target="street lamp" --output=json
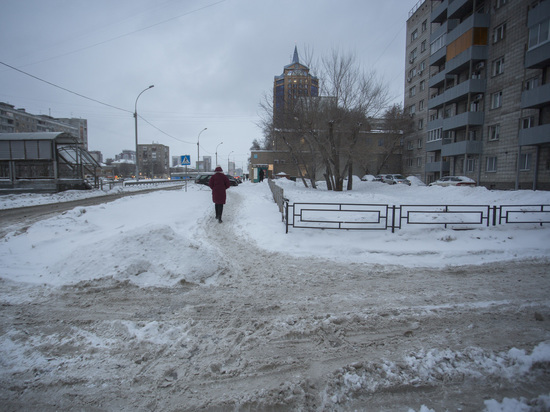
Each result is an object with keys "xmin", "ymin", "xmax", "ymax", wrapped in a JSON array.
[
  {"xmin": 134, "ymin": 85, "xmax": 154, "ymax": 180},
  {"xmin": 196, "ymin": 127, "xmax": 207, "ymax": 171},
  {"xmin": 228, "ymin": 151, "xmax": 234, "ymax": 174},
  {"xmin": 215, "ymin": 142, "xmax": 223, "ymax": 166}
]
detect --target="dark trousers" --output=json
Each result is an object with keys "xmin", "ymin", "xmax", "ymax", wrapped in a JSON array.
[{"xmin": 215, "ymin": 204, "xmax": 224, "ymax": 219}]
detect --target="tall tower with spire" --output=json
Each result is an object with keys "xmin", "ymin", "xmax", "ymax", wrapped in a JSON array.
[{"xmin": 273, "ymin": 46, "xmax": 319, "ymax": 126}]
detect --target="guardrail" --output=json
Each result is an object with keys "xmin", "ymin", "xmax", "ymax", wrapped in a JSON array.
[{"xmin": 284, "ymin": 202, "xmax": 550, "ymax": 234}]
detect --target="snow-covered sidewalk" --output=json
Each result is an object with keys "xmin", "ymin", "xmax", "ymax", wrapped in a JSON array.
[{"xmin": 0, "ymin": 180, "xmax": 549, "ymax": 410}]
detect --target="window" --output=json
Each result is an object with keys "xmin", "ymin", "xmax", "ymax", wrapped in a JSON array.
[
  {"xmin": 407, "ymin": 158, "xmax": 414, "ymax": 167},
  {"xmin": 421, "ymin": 40, "xmax": 427, "ymax": 53},
  {"xmin": 521, "ymin": 116, "xmax": 535, "ymax": 129},
  {"xmin": 422, "ymin": 20, "xmax": 427, "ymax": 32},
  {"xmin": 418, "ymin": 118, "xmax": 424, "ymax": 130},
  {"xmin": 428, "ymin": 128, "xmax": 442, "ymax": 142},
  {"xmin": 409, "ymin": 104, "xmax": 416, "ymax": 115},
  {"xmin": 411, "ymin": 29, "xmax": 418, "ymax": 42},
  {"xmin": 431, "ymin": 34, "xmax": 446, "ymax": 54},
  {"xmin": 488, "ymin": 124, "xmax": 500, "ymax": 140},
  {"xmin": 419, "ymin": 60, "xmax": 426, "ymax": 73},
  {"xmin": 419, "ymin": 80, "xmax": 426, "ymax": 91},
  {"xmin": 409, "ymin": 86, "xmax": 416, "ymax": 97},
  {"xmin": 467, "ymin": 158, "xmax": 476, "ymax": 173},
  {"xmin": 519, "ymin": 153, "xmax": 531, "ymax": 171},
  {"xmin": 491, "ymin": 91, "xmax": 503, "ymax": 109},
  {"xmin": 417, "ymin": 157, "xmax": 422, "ymax": 167},
  {"xmin": 492, "ymin": 56, "xmax": 505, "ymax": 76},
  {"xmin": 486, "ymin": 156, "xmax": 497, "ymax": 172},
  {"xmin": 417, "ymin": 138, "xmax": 423, "ymax": 149},
  {"xmin": 524, "ymin": 76, "xmax": 540, "ymax": 91},
  {"xmin": 419, "ymin": 100, "xmax": 425, "ymax": 111},
  {"xmin": 409, "ymin": 48, "xmax": 418, "ymax": 63},
  {"xmin": 493, "ymin": 23, "xmax": 506, "ymax": 43},
  {"xmin": 407, "ymin": 141, "xmax": 414, "ymax": 150},
  {"xmin": 528, "ymin": 18, "xmax": 550, "ymax": 49}
]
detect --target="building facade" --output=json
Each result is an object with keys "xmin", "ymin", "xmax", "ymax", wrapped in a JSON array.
[
  {"xmin": 273, "ymin": 46, "xmax": 319, "ymax": 126},
  {"xmin": 404, "ymin": 0, "xmax": 550, "ymax": 190},
  {"xmin": 137, "ymin": 143, "xmax": 170, "ymax": 178},
  {"xmin": 0, "ymin": 102, "xmax": 88, "ymax": 149}
]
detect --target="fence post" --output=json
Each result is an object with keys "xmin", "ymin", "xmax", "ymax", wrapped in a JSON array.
[
  {"xmin": 391, "ymin": 205, "xmax": 396, "ymax": 233},
  {"xmin": 285, "ymin": 200, "xmax": 289, "ymax": 234},
  {"xmin": 493, "ymin": 205, "xmax": 497, "ymax": 226}
]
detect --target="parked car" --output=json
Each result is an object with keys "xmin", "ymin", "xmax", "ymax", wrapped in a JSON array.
[
  {"xmin": 380, "ymin": 174, "xmax": 411, "ymax": 185},
  {"xmin": 195, "ymin": 173, "xmax": 238, "ymax": 186},
  {"xmin": 429, "ymin": 176, "xmax": 476, "ymax": 187},
  {"xmin": 361, "ymin": 174, "xmax": 383, "ymax": 182}
]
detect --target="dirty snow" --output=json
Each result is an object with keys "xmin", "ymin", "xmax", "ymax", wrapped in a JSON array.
[{"xmin": 0, "ymin": 178, "xmax": 549, "ymax": 411}]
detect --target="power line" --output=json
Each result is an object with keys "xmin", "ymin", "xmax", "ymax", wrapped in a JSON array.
[
  {"xmin": 13, "ymin": 0, "xmax": 227, "ymax": 68},
  {"xmin": 0, "ymin": 60, "xmax": 132, "ymax": 113}
]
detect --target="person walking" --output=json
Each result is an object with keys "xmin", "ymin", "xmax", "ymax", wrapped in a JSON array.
[{"xmin": 208, "ymin": 166, "xmax": 231, "ymax": 223}]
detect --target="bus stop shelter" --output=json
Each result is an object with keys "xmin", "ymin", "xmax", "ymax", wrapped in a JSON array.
[{"xmin": 0, "ymin": 132, "xmax": 100, "ymax": 193}]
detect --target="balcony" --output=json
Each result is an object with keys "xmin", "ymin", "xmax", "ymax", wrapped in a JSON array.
[
  {"xmin": 427, "ymin": 117, "xmax": 444, "ymax": 131},
  {"xmin": 446, "ymin": 45, "xmax": 488, "ymax": 74},
  {"xmin": 448, "ymin": 0, "xmax": 473, "ymax": 20},
  {"xmin": 428, "ymin": 78, "xmax": 486, "ymax": 109},
  {"xmin": 525, "ymin": 42, "xmax": 550, "ymax": 69},
  {"xmin": 519, "ymin": 124, "xmax": 550, "ymax": 146},
  {"xmin": 447, "ymin": 13, "xmax": 490, "ymax": 44},
  {"xmin": 426, "ymin": 139, "xmax": 443, "ymax": 152},
  {"xmin": 521, "ymin": 83, "xmax": 550, "ymax": 109},
  {"xmin": 431, "ymin": 0, "xmax": 448, "ymax": 23},
  {"xmin": 430, "ymin": 45, "xmax": 447, "ymax": 66},
  {"xmin": 441, "ymin": 140, "xmax": 483, "ymax": 156},
  {"xmin": 429, "ymin": 69, "xmax": 447, "ymax": 88},
  {"xmin": 425, "ymin": 161, "xmax": 450, "ymax": 173},
  {"xmin": 443, "ymin": 111, "xmax": 484, "ymax": 131}
]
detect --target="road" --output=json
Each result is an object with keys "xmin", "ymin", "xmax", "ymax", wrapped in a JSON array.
[{"xmin": 0, "ymin": 187, "xmax": 549, "ymax": 411}]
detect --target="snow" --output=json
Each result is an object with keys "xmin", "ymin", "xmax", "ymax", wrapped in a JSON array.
[{"xmin": 1, "ymin": 178, "xmax": 549, "ymax": 410}]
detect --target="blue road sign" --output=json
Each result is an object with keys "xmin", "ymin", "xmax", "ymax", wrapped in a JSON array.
[{"xmin": 181, "ymin": 155, "xmax": 191, "ymax": 165}]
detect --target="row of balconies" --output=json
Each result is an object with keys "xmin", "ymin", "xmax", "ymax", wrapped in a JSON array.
[
  {"xmin": 426, "ymin": 137, "xmax": 482, "ymax": 156},
  {"xmin": 428, "ymin": 78, "xmax": 486, "ymax": 110},
  {"xmin": 427, "ymin": 111, "xmax": 484, "ymax": 132}
]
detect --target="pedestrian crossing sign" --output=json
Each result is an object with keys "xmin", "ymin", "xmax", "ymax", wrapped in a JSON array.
[{"xmin": 180, "ymin": 155, "xmax": 191, "ymax": 165}]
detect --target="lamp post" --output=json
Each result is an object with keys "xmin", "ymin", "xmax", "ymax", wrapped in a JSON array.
[
  {"xmin": 196, "ymin": 127, "xmax": 207, "ymax": 171},
  {"xmin": 134, "ymin": 85, "xmax": 154, "ymax": 180},
  {"xmin": 228, "ymin": 151, "xmax": 233, "ymax": 175},
  {"xmin": 215, "ymin": 142, "xmax": 223, "ymax": 166}
]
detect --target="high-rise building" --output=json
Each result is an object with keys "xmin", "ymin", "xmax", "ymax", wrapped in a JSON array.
[
  {"xmin": 273, "ymin": 46, "xmax": 319, "ymax": 126},
  {"xmin": 404, "ymin": 0, "xmax": 550, "ymax": 190}
]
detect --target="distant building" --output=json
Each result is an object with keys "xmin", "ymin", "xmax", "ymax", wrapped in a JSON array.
[
  {"xmin": 114, "ymin": 150, "xmax": 135, "ymax": 163},
  {"xmin": 88, "ymin": 150, "xmax": 103, "ymax": 164},
  {"xmin": 137, "ymin": 143, "xmax": 170, "ymax": 178},
  {"xmin": 273, "ymin": 46, "xmax": 319, "ymax": 127},
  {"xmin": 403, "ymin": 0, "xmax": 550, "ymax": 189},
  {"xmin": 0, "ymin": 102, "xmax": 88, "ymax": 149}
]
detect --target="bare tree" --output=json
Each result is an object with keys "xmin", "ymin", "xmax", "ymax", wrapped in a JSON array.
[{"xmin": 257, "ymin": 48, "xmax": 391, "ymax": 191}]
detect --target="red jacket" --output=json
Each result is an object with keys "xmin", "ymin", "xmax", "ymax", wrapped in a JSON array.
[{"xmin": 208, "ymin": 172, "xmax": 230, "ymax": 204}]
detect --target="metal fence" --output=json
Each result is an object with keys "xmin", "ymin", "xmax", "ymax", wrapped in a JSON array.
[
  {"xmin": 284, "ymin": 202, "xmax": 550, "ymax": 233},
  {"xmin": 265, "ymin": 179, "xmax": 550, "ymax": 233}
]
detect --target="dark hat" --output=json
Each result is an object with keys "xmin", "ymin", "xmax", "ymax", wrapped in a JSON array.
[{"xmin": 215, "ymin": 166, "xmax": 223, "ymax": 172}]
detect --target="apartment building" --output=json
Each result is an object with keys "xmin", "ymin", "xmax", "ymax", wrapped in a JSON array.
[
  {"xmin": 404, "ymin": 0, "xmax": 550, "ymax": 190},
  {"xmin": 0, "ymin": 102, "xmax": 88, "ymax": 149},
  {"xmin": 137, "ymin": 143, "xmax": 170, "ymax": 178}
]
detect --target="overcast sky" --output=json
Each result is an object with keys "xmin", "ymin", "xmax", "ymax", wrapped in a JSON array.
[{"xmin": 1, "ymin": 0, "xmax": 421, "ymax": 169}]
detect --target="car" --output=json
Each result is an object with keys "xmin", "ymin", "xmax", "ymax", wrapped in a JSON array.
[
  {"xmin": 361, "ymin": 174, "xmax": 383, "ymax": 182},
  {"xmin": 380, "ymin": 174, "xmax": 411, "ymax": 185},
  {"xmin": 195, "ymin": 173, "xmax": 238, "ymax": 186},
  {"xmin": 429, "ymin": 176, "xmax": 476, "ymax": 187}
]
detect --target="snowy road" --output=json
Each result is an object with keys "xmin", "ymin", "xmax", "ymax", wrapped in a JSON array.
[{"xmin": 1, "ymin": 182, "xmax": 549, "ymax": 411}]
